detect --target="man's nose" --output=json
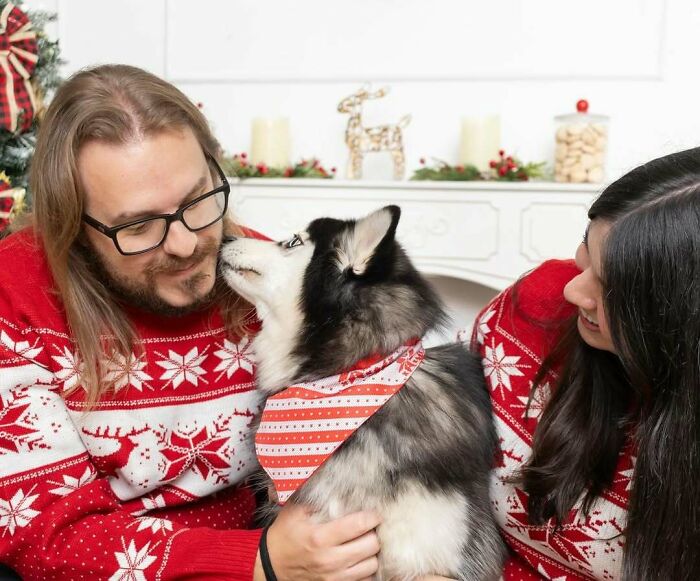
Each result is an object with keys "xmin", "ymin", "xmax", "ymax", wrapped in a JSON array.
[{"xmin": 162, "ymin": 221, "xmax": 197, "ymax": 257}]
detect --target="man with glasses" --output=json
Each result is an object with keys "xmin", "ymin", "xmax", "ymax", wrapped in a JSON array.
[
  {"xmin": 0, "ymin": 65, "xmax": 380, "ymax": 581},
  {"xmin": 80, "ymin": 145, "xmax": 232, "ymax": 315}
]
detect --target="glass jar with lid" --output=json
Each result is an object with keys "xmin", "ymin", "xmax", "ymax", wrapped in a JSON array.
[{"xmin": 554, "ymin": 100, "xmax": 609, "ymax": 183}]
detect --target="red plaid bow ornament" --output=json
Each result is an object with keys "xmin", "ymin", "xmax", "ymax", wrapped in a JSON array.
[{"xmin": 0, "ymin": 2, "xmax": 37, "ymax": 133}]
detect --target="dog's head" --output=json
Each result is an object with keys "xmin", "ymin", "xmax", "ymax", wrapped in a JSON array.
[{"xmin": 220, "ymin": 206, "xmax": 445, "ymax": 390}]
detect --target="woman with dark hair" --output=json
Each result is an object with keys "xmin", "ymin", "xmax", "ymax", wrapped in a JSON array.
[{"xmin": 470, "ymin": 147, "xmax": 700, "ymax": 580}]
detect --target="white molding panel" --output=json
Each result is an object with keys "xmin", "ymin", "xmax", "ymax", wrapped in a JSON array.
[
  {"xmin": 520, "ymin": 201, "xmax": 591, "ymax": 262},
  {"xmin": 56, "ymin": 0, "xmax": 167, "ymax": 76},
  {"xmin": 166, "ymin": 0, "xmax": 666, "ymax": 82}
]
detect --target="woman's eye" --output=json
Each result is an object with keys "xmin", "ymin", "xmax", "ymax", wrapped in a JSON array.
[{"xmin": 285, "ymin": 234, "xmax": 303, "ymax": 249}]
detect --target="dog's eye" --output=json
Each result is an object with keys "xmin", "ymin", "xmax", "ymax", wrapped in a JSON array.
[{"xmin": 284, "ymin": 234, "xmax": 304, "ymax": 249}]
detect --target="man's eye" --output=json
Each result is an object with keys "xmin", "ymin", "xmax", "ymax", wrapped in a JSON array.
[
  {"xmin": 123, "ymin": 222, "xmax": 149, "ymax": 235},
  {"xmin": 284, "ymin": 234, "xmax": 303, "ymax": 249}
]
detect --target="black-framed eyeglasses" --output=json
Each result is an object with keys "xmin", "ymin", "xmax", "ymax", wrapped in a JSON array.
[{"xmin": 83, "ymin": 152, "xmax": 230, "ymax": 256}]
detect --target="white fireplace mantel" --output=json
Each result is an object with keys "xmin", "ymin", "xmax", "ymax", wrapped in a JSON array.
[{"xmin": 230, "ymin": 179, "xmax": 601, "ymax": 291}]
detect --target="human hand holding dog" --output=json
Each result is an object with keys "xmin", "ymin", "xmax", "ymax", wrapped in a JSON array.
[{"xmin": 254, "ymin": 503, "xmax": 381, "ymax": 580}]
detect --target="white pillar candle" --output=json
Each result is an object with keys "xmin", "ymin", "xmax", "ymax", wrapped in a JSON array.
[
  {"xmin": 250, "ymin": 117, "xmax": 291, "ymax": 167},
  {"xmin": 459, "ymin": 115, "xmax": 501, "ymax": 172}
]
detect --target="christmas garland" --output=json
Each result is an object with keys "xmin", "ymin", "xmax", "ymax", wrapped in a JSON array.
[
  {"xmin": 220, "ymin": 152, "xmax": 336, "ymax": 179},
  {"xmin": 411, "ymin": 150, "xmax": 547, "ymax": 182},
  {"xmin": 411, "ymin": 160, "xmax": 481, "ymax": 181}
]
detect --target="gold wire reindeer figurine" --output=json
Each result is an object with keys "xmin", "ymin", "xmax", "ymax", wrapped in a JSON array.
[{"xmin": 338, "ymin": 86, "xmax": 411, "ymax": 180}]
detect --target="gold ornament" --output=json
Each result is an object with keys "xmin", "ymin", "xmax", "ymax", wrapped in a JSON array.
[
  {"xmin": 9, "ymin": 186, "xmax": 26, "ymax": 216},
  {"xmin": 338, "ymin": 86, "xmax": 410, "ymax": 180},
  {"xmin": 0, "ymin": 170, "xmax": 26, "ymax": 234}
]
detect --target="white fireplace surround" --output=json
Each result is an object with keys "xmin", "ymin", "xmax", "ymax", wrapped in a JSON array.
[{"xmin": 229, "ymin": 179, "xmax": 600, "ymax": 340}]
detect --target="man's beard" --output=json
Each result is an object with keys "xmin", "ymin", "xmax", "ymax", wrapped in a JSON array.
[{"xmin": 78, "ymin": 238, "xmax": 221, "ymax": 317}]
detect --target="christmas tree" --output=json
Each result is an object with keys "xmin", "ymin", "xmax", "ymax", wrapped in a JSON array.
[{"xmin": 0, "ymin": 0, "xmax": 61, "ymax": 236}]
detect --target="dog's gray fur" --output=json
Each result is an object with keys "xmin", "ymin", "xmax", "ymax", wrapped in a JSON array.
[{"xmin": 220, "ymin": 206, "xmax": 504, "ymax": 580}]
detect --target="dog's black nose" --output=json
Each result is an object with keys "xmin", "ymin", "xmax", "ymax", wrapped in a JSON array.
[{"xmin": 222, "ymin": 235, "xmax": 237, "ymax": 244}]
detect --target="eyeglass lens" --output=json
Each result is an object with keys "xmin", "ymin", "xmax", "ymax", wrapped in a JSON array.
[{"xmin": 116, "ymin": 189, "xmax": 227, "ymax": 254}]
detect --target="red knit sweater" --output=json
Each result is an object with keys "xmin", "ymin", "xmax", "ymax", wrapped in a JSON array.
[
  {"xmin": 468, "ymin": 260, "xmax": 631, "ymax": 580},
  {"xmin": 0, "ymin": 229, "xmax": 263, "ymax": 580}
]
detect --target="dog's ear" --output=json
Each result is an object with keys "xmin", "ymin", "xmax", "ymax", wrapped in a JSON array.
[{"xmin": 345, "ymin": 205, "xmax": 401, "ymax": 276}]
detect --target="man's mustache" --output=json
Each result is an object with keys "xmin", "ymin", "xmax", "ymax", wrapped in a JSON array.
[{"xmin": 145, "ymin": 238, "xmax": 219, "ymax": 276}]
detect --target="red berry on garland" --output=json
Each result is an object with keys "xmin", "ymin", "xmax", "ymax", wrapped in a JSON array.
[
  {"xmin": 419, "ymin": 158, "xmax": 426, "ymax": 165},
  {"xmin": 257, "ymin": 163, "xmax": 268, "ymax": 175},
  {"xmin": 576, "ymin": 99, "xmax": 589, "ymax": 113},
  {"xmin": 331, "ymin": 167, "xmax": 337, "ymax": 173},
  {"xmin": 284, "ymin": 167, "xmax": 293, "ymax": 177},
  {"xmin": 489, "ymin": 160, "xmax": 497, "ymax": 168},
  {"xmin": 241, "ymin": 152, "xmax": 247, "ymax": 159},
  {"xmin": 498, "ymin": 166, "xmax": 507, "ymax": 177},
  {"xmin": 456, "ymin": 165, "xmax": 464, "ymax": 173},
  {"xmin": 498, "ymin": 149, "xmax": 505, "ymax": 157}
]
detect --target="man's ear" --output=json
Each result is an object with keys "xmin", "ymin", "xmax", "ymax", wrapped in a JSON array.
[{"xmin": 345, "ymin": 205, "xmax": 401, "ymax": 276}]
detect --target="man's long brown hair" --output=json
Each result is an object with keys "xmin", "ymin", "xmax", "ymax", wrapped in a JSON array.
[{"xmin": 29, "ymin": 64, "xmax": 252, "ymax": 406}]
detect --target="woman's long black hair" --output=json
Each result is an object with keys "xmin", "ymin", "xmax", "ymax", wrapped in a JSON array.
[{"xmin": 520, "ymin": 147, "xmax": 700, "ymax": 579}]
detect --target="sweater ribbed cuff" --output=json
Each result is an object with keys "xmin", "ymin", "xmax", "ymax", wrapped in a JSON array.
[{"xmin": 165, "ymin": 527, "xmax": 263, "ymax": 580}]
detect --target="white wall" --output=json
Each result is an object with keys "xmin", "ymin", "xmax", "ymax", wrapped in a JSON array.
[
  {"xmin": 24, "ymin": 0, "xmax": 699, "ymax": 336},
  {"xmin": 28, "ymin": 0, "xmax": 700, "ymax": 181}
]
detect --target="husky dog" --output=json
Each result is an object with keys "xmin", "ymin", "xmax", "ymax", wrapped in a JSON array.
[{"xmin": 220, "ymin": 206, "xmax": 504, "ymax": 580}]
